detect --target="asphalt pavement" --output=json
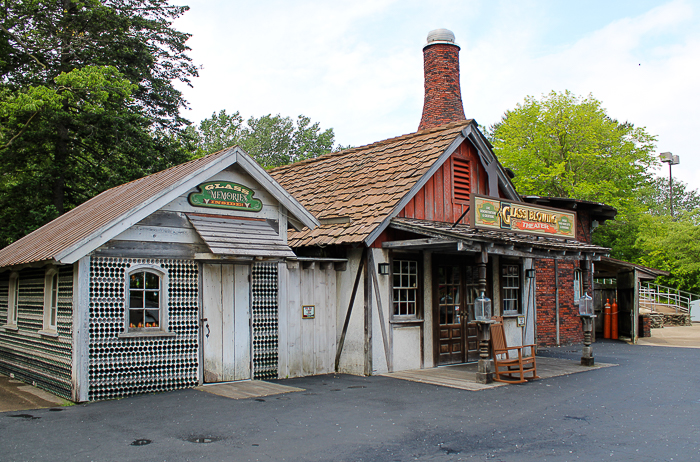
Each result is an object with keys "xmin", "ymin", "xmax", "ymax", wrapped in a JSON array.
[{"xmin": 1, "ymin": 340, "xmax": 699, "ymax": 461}]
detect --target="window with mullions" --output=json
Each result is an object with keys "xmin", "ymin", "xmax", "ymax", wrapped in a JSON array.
[
  {"xmin": 127, "ymin": 269, "xmax": 163, "ymax": 330},
  {"xmin": 393, "ymin": 260, "xmax": 418, "ymax": 317},
  {"xmin": 501, "ymin": 264, "xmax": 521, "ymax": 314}
]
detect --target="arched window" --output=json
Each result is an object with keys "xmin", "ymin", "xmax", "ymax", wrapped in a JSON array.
[{"xmin": 124, "ymin": 265, "xmax": 169, "ymax": 334}]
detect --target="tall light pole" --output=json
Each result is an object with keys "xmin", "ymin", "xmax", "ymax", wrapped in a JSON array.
[{"xmin": 659, "ymin": 152, "xmax": 680, "ymax": 217}]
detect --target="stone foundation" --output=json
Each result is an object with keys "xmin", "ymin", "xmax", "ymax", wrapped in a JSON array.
[{"xmin": 648, "ymin": 313, "xmax": 691, "ymax": 328}]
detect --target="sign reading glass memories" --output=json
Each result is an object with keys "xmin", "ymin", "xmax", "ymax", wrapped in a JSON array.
[
  {"xmin": 471, "ymin": 194, "xmax": 576, "ymax": 239},
  {"xmin": 188, "ymin": 181, "xmax": 263, "ymax": 212}
]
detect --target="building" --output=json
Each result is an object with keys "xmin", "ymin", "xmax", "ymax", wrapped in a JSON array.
[
  {"xmin": 269, "ymin": 29, "xmax": 614, "ymax": 375},
  {"xmin": 1, "ymin": 29, "xmax": 622, "ymax": 401}
]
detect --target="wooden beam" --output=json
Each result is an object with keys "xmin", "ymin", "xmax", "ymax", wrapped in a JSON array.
[
  {"xmin": 364, "ymin": 250, "xmax": 372, "ymax": 376},
  {"xmin": 334, "ymin": 248, "xmax": 366, "ymax": 372},
  {"xmin": 368, "ymin": 251, "xmax": 392, "ymax": 372}
]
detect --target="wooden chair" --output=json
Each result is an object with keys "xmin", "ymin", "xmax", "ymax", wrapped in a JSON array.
[{"xmin": 490, "ymin": 321, "xmax": 539, "ymax": 383}]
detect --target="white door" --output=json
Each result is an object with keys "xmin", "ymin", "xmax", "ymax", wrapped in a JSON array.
[{"xmin": 202, "ymin": 263, "xmax": 251, "ymax": 382}]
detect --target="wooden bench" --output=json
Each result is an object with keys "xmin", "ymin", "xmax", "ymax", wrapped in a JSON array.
[{"xmin": 491, "ymin": 321, "xmax": 539, "ymax": 383}]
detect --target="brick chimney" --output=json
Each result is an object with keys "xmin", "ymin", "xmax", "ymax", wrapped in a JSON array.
[{"xmin": 418, "ymin": 29, "xmax": 466, "ymax": 131}]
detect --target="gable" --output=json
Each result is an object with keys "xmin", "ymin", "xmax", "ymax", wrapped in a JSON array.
[
  {"xmin": 397, "ymin": 139, "xmax": 499, "ymax": 225},
  {"xmin": 0, "ymin": 147, "xmax": 317, "ymax": 268}
]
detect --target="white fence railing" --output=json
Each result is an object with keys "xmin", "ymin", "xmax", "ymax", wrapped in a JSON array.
[{"xmin": 639, "ymin": 282, "xmax": 700, "ymax": 315}]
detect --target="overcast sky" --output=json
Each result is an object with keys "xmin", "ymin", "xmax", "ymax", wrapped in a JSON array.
[{"xmin": 173, "ymin": 0, "xmax": 700, "ymax": 192}]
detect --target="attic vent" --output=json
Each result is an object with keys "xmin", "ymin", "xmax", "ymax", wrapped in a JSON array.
[{"xmin": 453, "ymin": 157, "xmax": 470, "ymax": 202}]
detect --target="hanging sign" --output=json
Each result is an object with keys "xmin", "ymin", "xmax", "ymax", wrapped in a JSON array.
[
  {"xmin": 188, "ymin": 181, "xmax": 263, "ymax": 212},
  {"xmin": 471, "ymin": 194, "xmax": 576, "ymax": 239}
]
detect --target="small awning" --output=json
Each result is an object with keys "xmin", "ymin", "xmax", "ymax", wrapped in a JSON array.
[{"xmin": 187, "ymin": 214, "xmax": 295, "ymax": 258}]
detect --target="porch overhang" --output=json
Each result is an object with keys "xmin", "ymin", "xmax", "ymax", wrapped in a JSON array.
[{"xmin": 385, "ymin": 218, "xmax": 609, "ymax": 261}]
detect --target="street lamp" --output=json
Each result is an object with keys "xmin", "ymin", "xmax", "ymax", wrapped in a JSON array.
[{"xmin": 659, "ymin": 152, "xmax": 680, "ymax": 217}]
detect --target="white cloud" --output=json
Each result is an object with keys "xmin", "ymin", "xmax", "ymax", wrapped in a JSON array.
[{"xmin": 174, "ymin": 0, "xmax": 700, "ymax": 190}]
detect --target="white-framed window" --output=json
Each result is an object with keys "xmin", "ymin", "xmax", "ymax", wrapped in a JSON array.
[
  {"xmin": 6, "ymin": 272, "xmax": 19, "ymax": 327},
  {"xmin": 574, "ymin": 269, "xmax": 582, "ymax": 304},
  {"xmin": 124, "ymin": 264, "xmax": 169, "ymax": 334},
  {"xmin": 42, "ymin": 268, "xmax": 59, "ymax": 332},
  {"xmin": 392, "ymin": 259, "xmax": 419, "ymax": 317},
  {"xmin": 501, "ymin": 263, "xmax": 521, "ymax": 315}
]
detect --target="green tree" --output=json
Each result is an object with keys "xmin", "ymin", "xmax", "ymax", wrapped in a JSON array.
[
  {"xmin": 635, "ymin": 211, "xmax": 700, "ymax": 294},
  {"xmin": 488, "ymin": 91, "xmax": 658, "ymax": 218},
  {"xmin": 638, "ymin": 177, "xmax": 700, "ymax": 217},
  {"xmin": 0, "ymin": 0, "xmax": 197, "ymax": 246},
  {"xmin": 189, "ymin": 110, "xmax": 344, "ymax": 168}
]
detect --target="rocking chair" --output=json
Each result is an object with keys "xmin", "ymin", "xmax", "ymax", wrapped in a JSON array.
[{"xmin": 491, "ymin": 321, "xmax": 539, "ymax": 383}]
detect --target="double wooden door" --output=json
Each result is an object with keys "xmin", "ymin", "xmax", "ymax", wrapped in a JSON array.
[
  {"xmin": 434, "ymin": 262, "xmax": 480, "ymax": 365},
  {"xmin": 202, "ymin": 263, "xmax": 251, "ymax": 383}
]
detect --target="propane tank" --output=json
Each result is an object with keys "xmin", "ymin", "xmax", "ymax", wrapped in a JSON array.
[
  {"xmin": 611, "ymin": 299, "xmax": 619, "ymax": 340},
  {"xmin": 604, "ymin": 298, "xmax": 612, "ymax": 339}
]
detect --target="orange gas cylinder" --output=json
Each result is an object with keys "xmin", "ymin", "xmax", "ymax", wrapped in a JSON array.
[
  {"xmin": 603, "ymin": 299, "xmax": 612, "ymax": 339},
  {"xmin": 611, "ymin": 299, "xmax": 619, "ymax": 340}
]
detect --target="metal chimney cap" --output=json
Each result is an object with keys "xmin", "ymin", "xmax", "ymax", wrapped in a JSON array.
[{"xmin": 424, "ymin": 28, "xmax": 459, "ymax": 49}]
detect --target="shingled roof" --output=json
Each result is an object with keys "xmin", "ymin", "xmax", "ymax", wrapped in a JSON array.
[{"xmin": 269, "ymin": 120, "xmax": 474, "ymax": 247}]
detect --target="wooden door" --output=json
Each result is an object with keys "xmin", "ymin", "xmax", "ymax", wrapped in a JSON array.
[
  {"xmin": 434, "ymin": 262, "xmax": 481, "ymax": 365},
  {"xmin": 436, "ymin": 265, "xmax": 464, "ymax": 364},
  {"xmin": 202, "ymin": 263, "xmax": 251, "ymax": 383}
]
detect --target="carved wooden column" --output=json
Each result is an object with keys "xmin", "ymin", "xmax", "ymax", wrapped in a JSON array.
[{"xmin": 475, "ymin": 246, "xmax": 493, "ymax": 384}]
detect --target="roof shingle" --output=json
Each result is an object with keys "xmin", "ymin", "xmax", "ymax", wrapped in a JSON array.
[{"xmin": 269, "ymin": 121, "xmax": 472, "ymax": 247}]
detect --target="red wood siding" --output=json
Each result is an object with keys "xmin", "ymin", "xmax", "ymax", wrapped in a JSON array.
[{"xmin": 400, "ymin": 140, "xmax": 502, "ymax": 225}]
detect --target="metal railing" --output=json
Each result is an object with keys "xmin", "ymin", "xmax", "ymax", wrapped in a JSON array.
[{"xmin": 639, "ymin": 282, "xmax": 700, "ymax": 315}]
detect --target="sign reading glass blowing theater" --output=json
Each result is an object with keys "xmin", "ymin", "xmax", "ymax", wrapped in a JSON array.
[
  {"xmin": 471, "ymin": 195, "xmax": 576, "ymax": 239},
  {"xmin": 188, "ymin": 181, "xmax": 263, "ymax": 212}
]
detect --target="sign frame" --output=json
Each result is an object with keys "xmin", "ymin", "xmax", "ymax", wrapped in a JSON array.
[
  {"xmin": 302, "ymin": 305, "xmax": 315, "ymax": 319},
  {"xmin": 188, "ymin": 181, "xmax": 263, "ymax": 212},
  {"xmin": 470, "ymin": 194, "xmax": 577, "ymax": 240}
]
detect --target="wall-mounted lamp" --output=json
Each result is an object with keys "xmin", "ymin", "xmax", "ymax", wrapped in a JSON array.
[
  {"xmin": 378, "ymin": 263, "xmax": 390, "ymax": 275},
  {"xmin": 525, "ymin": 269, "xmax": 536, "ymax": 279}
]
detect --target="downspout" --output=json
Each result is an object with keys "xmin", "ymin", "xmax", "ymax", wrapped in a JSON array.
[{"xmin": 555, "ymin": 259, "xmax": 560, "ymax": 346}]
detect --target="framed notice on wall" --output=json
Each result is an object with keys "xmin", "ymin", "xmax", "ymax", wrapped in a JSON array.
[{"xmin": 302, "ymin": 305, "xmax": 315, "ymax": 319}]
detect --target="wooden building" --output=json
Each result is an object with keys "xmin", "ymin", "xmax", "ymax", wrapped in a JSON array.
[
  {"xmin": 0, "ymin": 28, "xmax": 628, "ymax": 401},
  {"xmin": 0, "ymin": 148, "xmax": 346, "ymax": 401}
]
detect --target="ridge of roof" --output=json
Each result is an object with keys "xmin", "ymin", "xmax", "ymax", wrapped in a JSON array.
[{"xmin": 269, "ymin": 120, "xmax": 473, "ymax": 175}]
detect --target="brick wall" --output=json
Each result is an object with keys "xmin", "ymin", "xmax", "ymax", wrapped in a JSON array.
[
  {"xmin": 418, "ymin": 43, "xmax": 466, "ymax": 131},
  {"xmin": 535, "ymin": 259, "xmax": 584, "ymax": 346}
]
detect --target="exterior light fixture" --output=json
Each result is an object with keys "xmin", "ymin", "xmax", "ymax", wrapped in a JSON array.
[
  {"xmin": 525, "ymin": 269, "xmax": 536, "ymax": 279},
  {"xmin": 659, "ymin": 152, "xmax": 680, "ymax": 217},
  {"xmin": 378, "ymin": 263, "xmax": 390, "ymax": 275},
  {"xmin": 474, "ymin": 292, "xmax": 492, "ymax": 321},
  {"xmin": 578, "ymin": 293, "xmax": 594, "ymax": 316}
]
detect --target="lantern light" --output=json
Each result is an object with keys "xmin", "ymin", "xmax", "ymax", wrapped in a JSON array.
[
  {"xmin": 474, "ymin": 292, "xmax": 492, "ymax": 321},
  {"xmin": 578, "ymin": 292, "xmax": 594, "ymax": 316}
]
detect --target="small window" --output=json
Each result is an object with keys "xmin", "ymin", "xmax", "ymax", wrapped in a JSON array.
[
  {"xmin": 7, "ymin": 273, "xmax": 19, "ymax": 326},
  {"xmin": 501, "ymin": 263, "xmax": 521, "ymax": 314},
  {"xmin": 123, "ymin": 265, "xmax": 169, "ymax": 335},
  {"xmin": 574, "ymin": 269, "xmax": 582, "ymax": 304},
  {"xmin": 128, "ymin": 271, "xmax": 162, "ymax": 329},
  {"xmin": 392, "ymin": 259, "xmax": 419, "ymax": 317},
  {"xmin": 43, "ymin": 268, "xmax": 59, "ymax": 332}
]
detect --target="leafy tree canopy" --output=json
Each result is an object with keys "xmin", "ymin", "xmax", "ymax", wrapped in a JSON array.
[
  {"xmin": 0, "ymin": 0, "xmax": 197, "ymax": 246},
  {"xmin": 488, "ymin": 90, "xmax": 658, "ymax": 220},
  {"xmin": 188, "ymin": 110, "xmax": 347, "ymax": 169}
]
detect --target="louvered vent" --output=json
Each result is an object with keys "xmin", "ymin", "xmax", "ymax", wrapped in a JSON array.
[{"xmin": 453, "ymin": 157, "xmax": 470, "ymax": 202}]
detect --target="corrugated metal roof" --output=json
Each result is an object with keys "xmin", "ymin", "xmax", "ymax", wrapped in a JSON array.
[
  {"xmin": 187, "ymin": 214, "xmax": 295, "ymax": 258},
  {"xmin": 0, "ymin": 149, "xmax": 234, "ymax": 268},
  {"xmin": 269, "ymin": 121, "xmax": 472, "ymax": 247}
]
